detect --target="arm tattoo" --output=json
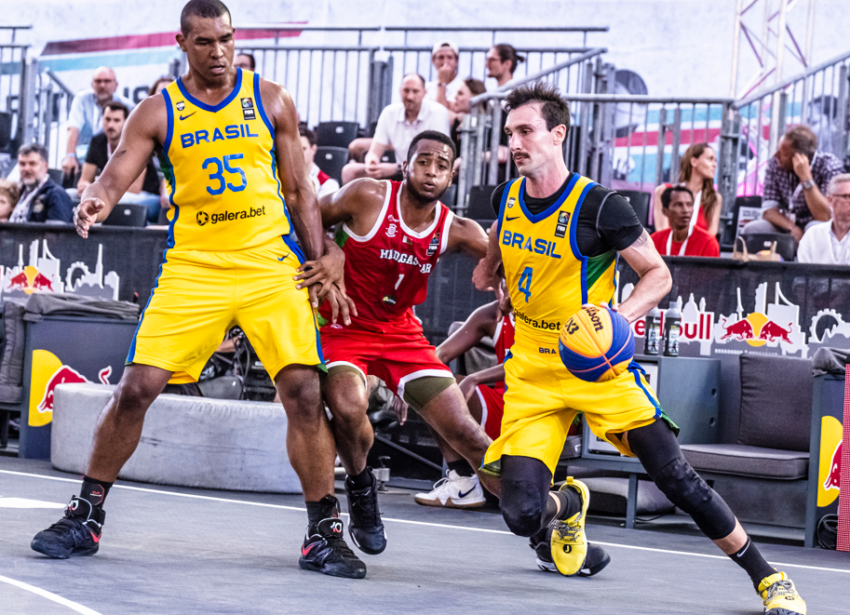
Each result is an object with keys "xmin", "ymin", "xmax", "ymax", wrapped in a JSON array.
[{"xmin": 631, "ymin": 230, "xmax": 650, "ymax": 249}]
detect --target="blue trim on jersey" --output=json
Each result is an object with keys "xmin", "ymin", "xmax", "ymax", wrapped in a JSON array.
[
  {"xmin": 175, "ymin": 68, "xmax": 243, "ymax": 113},
  {"xmin": 517, "ymin": 173, "xmax": 579, "ymax": 224},
  {"xmin": 127, "ymin": 247, "xmax": 168, "ymax": 364},
  {"xmin": 567, "ymin": 179, "xmax": 597, "ymax": 304},
  {"xmin": 496, "ymin": 179, "xmax": 513, "ymax": 236},
  {"xmin": 628, "ymin": 360, "xmax": 662, "ymax": 417},
  {"xmin": 253, "ymin": 72, "xmax": 292, "ymax": 231},
  {"xmin": 282, "ymin": 233, "xmax": 305, "ymax": 264},
  {"xmin": 254, "ymin": 71, "xmax": 274, "ymax": 134},
  {"xmin": 313, "ymin": 313, "xmax": 325, "ymax": 364},
  {"xmin": 162, "ymin": 88, "xmax": 174, "ymax": 155}
]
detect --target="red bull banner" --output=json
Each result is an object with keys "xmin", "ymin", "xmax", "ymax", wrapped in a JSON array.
[
  {"xmin": 28, "ymin": 350, "xmax": 112, "ymax": 427},
  {"xmin": 838, "ymin": 366, "xmax": 850, "ymax": 552}
]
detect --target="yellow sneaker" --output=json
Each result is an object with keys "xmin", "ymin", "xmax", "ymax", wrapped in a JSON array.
[
  {"xmin": 758, "ymin": 571, "xmax": 806, "ymax": 614},
  {"xmin": 549, "ymin": 477, "xmax": 590, "ymax": 576}
]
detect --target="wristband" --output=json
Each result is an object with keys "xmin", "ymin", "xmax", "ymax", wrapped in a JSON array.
[{"xmin": 64, "ymin": 153, "xmax": 77, "ymax": 160}]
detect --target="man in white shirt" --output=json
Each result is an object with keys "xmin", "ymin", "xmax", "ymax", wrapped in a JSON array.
[
  {"xmin": 341, "ymin": 73, "xmax": 450, "ymax": 184},
  {"xmin": 300, "ymin": 125, "xmax": 340, "ymax": 198},
  {"xmin": 62, "ymin": 66, "xmax": 135, "ymax": 179},
  {"xmin": 426, "ymin": 40, "xmax": 462, "ymax": 110},
  {"xmin": 798, "ymin": 174, "xmax": 850, "ymax": 264}
]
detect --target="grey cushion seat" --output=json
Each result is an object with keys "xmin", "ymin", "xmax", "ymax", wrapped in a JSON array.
[{"xmin": 681, "ymin": 443, "xmax": 809, "ymax": 480}]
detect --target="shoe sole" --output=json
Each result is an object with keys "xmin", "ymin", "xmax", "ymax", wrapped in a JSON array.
[
  {"xmin": 348, "ymin": 525, "xmax": 387, "ymax": 555},
  {"xmin": 31, "ymin": 540, "xmax": 98, "ymax": 559},
  {"xmin": 550, "ymin": 478, "xmax": 590, "ymax": 576},
  {"xmin": 536, "ymin": 552, "xmax": 610, "ymax": 577},
  {"xmin": 298, "ymin": 557, "xmax": 367, "ymax": 579},
  {"xmin": 413, "ymin": 496, "xmax": 486, "ymax": 509}
]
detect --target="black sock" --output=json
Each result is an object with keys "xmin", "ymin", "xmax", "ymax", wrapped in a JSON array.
[
  {"xmin": 80, "ymin": 476, "xmax": 112, "ymax": 508},
  {"xmin": 551, "ymin": 487, "xmax": 582, "ymax": 522},
  {"xmin": 347, "ymin": 468, "xmax": 373, "ymax": 490},
  {"xmin": 446, "ymin": 459, "xmax": 474, "ymax": 477},
  {"xmin": 728, "ymin": 538, "xmax": 776, "ymax": 589},
  {"xmin": 305, "ymin": 495, "xmax": 338, "ymax": 529}
]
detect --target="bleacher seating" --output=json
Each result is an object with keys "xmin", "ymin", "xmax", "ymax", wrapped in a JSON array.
[
  {"xmin": 314, "ymin": 146, "xmax": 348, "ymax": 183},
  {"xmin": 742, "ymin": 232, "xmax": 796, "ymax": 261},
  {"xmin": 316, "ymin": 121, "xmax": 359, "ymax": 149},
  {"xmin": 617, "ymin": 190, "xmax": 652, "ymax": 231},
  {"xmin": 466, "ymin": 185, "xmax": 499, "ymax": 221},
  {"xmin": 103, "ymin": 203, "xmax": 147, "ymax": 227}
]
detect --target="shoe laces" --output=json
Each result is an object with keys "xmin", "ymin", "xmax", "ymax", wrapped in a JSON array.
[
  {"xmin": 324, "ymin": 532, "xmax": 358, "ymax": 560},
  {"xmin": 554, "ymin": 517, "xmax": 583, "ymax": 543},
  {"xmin": 765, "ymin": 579, "xmax": 797, "ymax": 601},
  {"xmin": 350, "ymin": 486, "xmax": 380, "ymax": 526}
]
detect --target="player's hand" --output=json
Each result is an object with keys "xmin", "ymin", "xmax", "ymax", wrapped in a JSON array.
[
  {"xmin": 497, "ymin": 279, "xmax": 512, "ymax": 315},
  {"xmin": 295, "ymin": 247, "xmax": 345, "ymax": 307},
  {"xmin": 391, "ymin": 394, "xmax": 408, "ymax": 426},
  {"xmin": 791, "ymin": 152, "xmax": 813, "ymax": 182},
  {"xmin": 364, "ymin": 160, "xmax": 385, "ymax": 179},
  {"xmin": 458, "ymin": 375, "xmax": 477, "ymax": 402},
  {"xmin": 74, "ymin": 197, "xmax": 105, "ymax": 239},
  {"xmin": 322, "ymin": 282, "xmax": 357, "ymax": 326},
  {"xmin": 472, "ymin": 258, "xmax": 501, "ymax": 291}
]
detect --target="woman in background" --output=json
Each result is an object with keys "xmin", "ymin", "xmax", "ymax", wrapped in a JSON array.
[{"xmin": 653, "ymin": 143, "xmax": 722, "ymax": 237}]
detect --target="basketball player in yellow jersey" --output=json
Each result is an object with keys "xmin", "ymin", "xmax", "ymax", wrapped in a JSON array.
[
  {"xmin": 473, "ymin": 83, "xmax": 806, "ymax": 614},
  {"xmin": 31, "ymin": 0, "xmax": 367, "ymax": 580}
]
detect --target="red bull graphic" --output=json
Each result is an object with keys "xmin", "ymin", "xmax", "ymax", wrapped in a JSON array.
[
  {"xmin": 720, "ymin": 316, "xmax": 755, "ymax": 342},
  {"xmin": 824, "ymin": 440, "xmax": 843, "ymax": 492},
  {"xmin": 28, "ymin": 349, "xmax": 110, "ymax": 428},
  {"xmin": 758, "ymin": 320, "xmax": 793, "ymax": 344},
  {"xmin": 37, "ymin": 366, "xmax": 89, "ymax": 414}
]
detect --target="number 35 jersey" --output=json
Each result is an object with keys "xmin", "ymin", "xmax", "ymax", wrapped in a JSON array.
[
  {"xmin": 497, "ymin": 174, "xmax": 618, "ymax": 344},
  {"xmin": 160, "ymin": 68, "xmax": 292, "ymax": 251}
]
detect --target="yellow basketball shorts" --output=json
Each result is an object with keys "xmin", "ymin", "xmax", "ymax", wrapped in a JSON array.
[
  {"xmin": 127, "ymin": 235, "xmax": 322, "ymax": 384},
  {"xmin": 482, "ymin": 333, "xmax": 674, "ymax": 478}
]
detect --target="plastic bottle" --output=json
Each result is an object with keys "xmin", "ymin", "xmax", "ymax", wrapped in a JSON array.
[
  {"xmin": 644, "ymin": 306, "xmax": 662, "ymax": 355},
  {"xmin": 663, "ymin": 300, "xmax": 681, "ymax": 357}
]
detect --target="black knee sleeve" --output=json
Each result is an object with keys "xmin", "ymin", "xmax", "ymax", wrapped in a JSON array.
[
  {"xmin": 653, "ymin": 457, "xmax": 736, "ymax": 540},
  {"xmin": 500, "ymin": 478, "xmax": 549, "ymax": 537}
]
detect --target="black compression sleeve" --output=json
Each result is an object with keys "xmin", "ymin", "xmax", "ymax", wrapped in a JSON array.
[{"xmin": 490, "ymin": 180, "xmax": 510, "ymax": 217}]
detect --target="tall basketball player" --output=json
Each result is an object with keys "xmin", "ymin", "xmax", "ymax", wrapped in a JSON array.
[{"xmin": 31, "ymin": 0, "xmax": 367, "ymax": 579}]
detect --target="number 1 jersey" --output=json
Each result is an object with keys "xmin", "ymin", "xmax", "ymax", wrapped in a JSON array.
[{"xmin": 160, "ymin": 68, "xmax": 292, "ymax": 250}]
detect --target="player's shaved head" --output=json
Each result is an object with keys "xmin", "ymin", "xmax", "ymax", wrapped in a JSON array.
[{"xmin": 181, "ymin": 0, "xmax": 232, "ymax": 36}]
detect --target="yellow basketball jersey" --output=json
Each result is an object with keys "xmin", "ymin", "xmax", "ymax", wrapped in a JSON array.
[
  {"xmin": 160, "ymin": 69, "xmax": 291, "ymax": 251},
  {"xmin": 497, "ymin": 175, "xmax": 618, "ymax": 343}
]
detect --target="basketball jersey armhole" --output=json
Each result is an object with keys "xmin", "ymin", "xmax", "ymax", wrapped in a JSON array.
[
  {"xmin": 342, "ymin": 180, "xmax": 392, "ymax": 243},
  {"xmin": 439, "ymin": 209, "xmax": 455, "ymax": 254},
  {"xmin": 161, "ymin": 88, "xmax": 174, "ymax": 156}
]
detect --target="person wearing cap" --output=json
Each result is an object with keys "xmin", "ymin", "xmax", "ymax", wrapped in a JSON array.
[{"xmin": 427, "ymin": 41, "xmax": 462, "ymax": 110}]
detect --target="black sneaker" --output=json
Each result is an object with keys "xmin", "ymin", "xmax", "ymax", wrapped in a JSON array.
[
  {"xmin": 31, "ymin": 497, "xmax": 105, "ymax": 559},
  {"xmin": 299, "ymin": 517, "xmax": 367, "ymax": 579},
  {"xmin": 531, "ymin": 530, "xmax": 610, "ymax": 577},
  {"xmin": 345, "ymin": 469, "xmax": 387, "ymax": 555}
]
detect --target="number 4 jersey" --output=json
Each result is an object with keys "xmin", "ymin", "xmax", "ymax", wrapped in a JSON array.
[{"xmin": 160, "ymin": 68, "xmax": 292, "ymax": 250}]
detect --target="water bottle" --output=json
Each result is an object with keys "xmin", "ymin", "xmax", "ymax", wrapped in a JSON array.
[
  {"xmin": 644, "ymin": 306, "xmax": 662, "ymax": 355},
  {"xmin": 663, "ymin": 301, "xmax": 681, "ymax": 357}
]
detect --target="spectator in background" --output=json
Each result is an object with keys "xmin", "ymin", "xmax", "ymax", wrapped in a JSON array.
[
  {"xmin": 75, "ymin": 102, "xmax": 162, "ymax": 223},
  {"xmin": 62, "ymin": 67, "xmax": 135, "ymax": 180},
  {"xmin": 9, "ymin": 144, "xmax": 73, "ymax": 223},
  {"xmin": 450, "ymin": 78, "xmax": 509, "ymax": 177},
  {"xmin": 234, "ymin": 53, "xmax": 256, "ymax": 72},
  {"xmin": 798, "ymin": 174, "xmax": 850, "ymax": 264},
  {"xmin": 0, "ymin": 179, "xmax": 20, "ymax": 222},
  {"xmin": 300, "ymin": 125, "xmax": 340, "ymax": 198},
  {"xmin": 342, "ymin": 73, "xmax": 449, "ymax": 184},
  {"xmin": 651, "ymin": 186, "xmax": 719, "ymax": 257},
  {"xmin": 653, "ymin": 143, "xmax": 722, "ymax": 237},
  {"xmin": 148, "ymin": 76, "xmax": 174, "ymax": 96},
  {"xmin": 742, "ymin": 125, "xmax": 844, "ymax": 242},
  {"xmin": 486, "ymin": 43, "xmax": 524, "ymax": 88},
  {"xmin": 427, "ymin": 40, "xmax": 462, "ymax": 110}
]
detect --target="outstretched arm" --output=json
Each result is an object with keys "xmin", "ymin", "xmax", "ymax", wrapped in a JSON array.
[
  {"xmin": 616, "ymin": 230, "xmax": 672, "ymax": 323},
  {"xmin": 472, "ymin": 220, "xmax": 504, "ymax": 291},
  {"xmin": 436, "ymin": 300, "xmax": 501, "ymax": 364},
  {"xmin": 446, "ymin": 216, "xmax": 488, "ymax": 258}
]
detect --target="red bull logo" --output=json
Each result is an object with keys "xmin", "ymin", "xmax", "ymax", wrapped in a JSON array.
[
  {"xmin": 4, "ymin": 265, "xmax": 57, "ymax": 295},
  {"xmin": 719, "ymin": 313, "xmax": 793, "ymax": 347},
  {"xmin": 824, "ymin": 440, "xmax": 843, "ymax": 492},
  {"xmin": 37, "ymin": 366, "xmax": 89, "ymax": 413}
]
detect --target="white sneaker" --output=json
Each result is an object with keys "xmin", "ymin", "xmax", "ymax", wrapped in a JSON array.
[{"xmin": 414, "ymin": 470, "xmax": 486, "ymax": 509}]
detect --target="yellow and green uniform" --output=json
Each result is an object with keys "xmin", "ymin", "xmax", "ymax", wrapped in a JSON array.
[
  {"xmin": 482, "ymin": 174, "xmax": 673, "ymax": 477},
  {"xmin": 128, "ymin": 68, "xmax": 321, "ymax": 383}
]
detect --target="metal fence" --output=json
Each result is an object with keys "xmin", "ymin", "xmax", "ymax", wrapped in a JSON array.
[
  {"xmin": 456, "ymin": 58, "xmax": 735, "ymax": 221},
  {"xmin": 733, "ymin": 49, "xmax": 850, "ymax": 196},
  {"xmin": 0, "ymin": 26, "xmax": 31, "ymax": 161}
]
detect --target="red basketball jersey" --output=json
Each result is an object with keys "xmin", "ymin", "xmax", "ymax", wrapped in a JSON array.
[
  {"xmin": 493, "ymin": 314, "xmax": 515, "ymax": 391},
  {"xmin": 322, "ymin": 180, "xmax": 454, "ymax": 331}
]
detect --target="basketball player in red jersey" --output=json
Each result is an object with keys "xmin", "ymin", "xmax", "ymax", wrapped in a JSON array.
[{"xmin": 311, "ymin": 130, "xmax": 495, "ymax": 554}]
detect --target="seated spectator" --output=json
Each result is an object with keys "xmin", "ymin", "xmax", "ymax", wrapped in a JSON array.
[
  {"xmin": 148, "ymin": 75, "xmax": 174, "ymax": 96},
  {"xmin": 0, "ymin": 179, "xmax": 20, "ymax": 222},
  {"xmin": 74, "ymin": 101, "xmax": 162, "ymax": 223},
  {"xmin": 651, "ymin": 186, "xmax": 719, "ymax": 257},
  {"xmin": 62, "ymin": 66, "xmax": 135, "ymax": 181},
  {"xmin": 798, "ymin": 174, "xmax": 850, "ymax": 264},
  {"xmin": 8, "ymin": 144, "xmax": 73, "ymax": 223},
  {"xmin": 486, "ymin": 43, "xmax": 524, "ymax": 88},
  {"xmin": 300, "ymin": 125, "xmax": 340, "ymax": 198},
  {"xmin": 653, "ymin": 143, "xmax": 722, "ymax": 236},
  {"xmin": 742, "ymin": 125, "xmax": 844, "ymax": 242},
  {"xmin": 234, "ymin": 53, "xmax": 256, "ymax": 72},
  {"xmin": 415, "ymin": 297, "xmax": 514, "ymax": 509},
  {"xmin": 342, "ymin": 74, "xmax": 449, "ymax": 184},
  {"xmin": 427, "ymin": 40, "xmax": 462, "ymax": 110}
]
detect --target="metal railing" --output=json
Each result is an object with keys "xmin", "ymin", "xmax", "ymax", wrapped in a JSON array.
[
  {"xmin": 733, "ymin": 49, "xmax": 850, "ymax": 196},
  {"xmin": 457, "ymin": 56, "xmax": 735, "ymax": 220}
]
